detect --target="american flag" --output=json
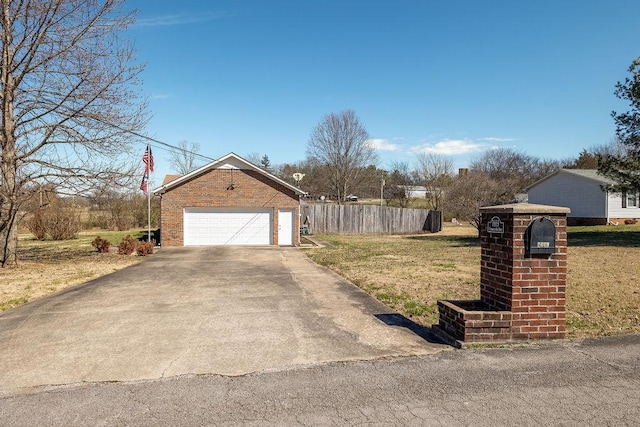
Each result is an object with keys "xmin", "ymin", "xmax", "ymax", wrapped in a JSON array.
[
  {"xmin": 140, "ymin": 172, "xmax": 148, "ymax": 195},
  {"xmin": 143, "ymin": 145, "xmax": 154, "ymax": 173}
]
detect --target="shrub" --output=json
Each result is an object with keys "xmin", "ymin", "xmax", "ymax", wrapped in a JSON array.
[
  {"xmin": 26, "ymin": 211, "xmax": 47, "ymax": 240},
  {"xmin": 117, "ymin": 235, "xmax": 136, "ymax": 255},
  {"xmin": 136, "ymin": 241, "xmax": 154, "ymax": 256},
  {"xmin": 624, "ymin": 219, "xmax": 637, "ymax": 225},
  {"xmin": 91, "ymin": 236, "xmax": 111, "ymax": 253},
  {"xmin": 47, "ymin": 208, "xmax": 82, "ymax": 240},
  {"xmin": 25, "ymin": 206, "xmax": 81, "ymax": 240}
]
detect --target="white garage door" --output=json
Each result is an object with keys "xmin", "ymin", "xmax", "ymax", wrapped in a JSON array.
[{"xmin": 183, "ymin": 208, "xmax": 272, "ymax": 246}]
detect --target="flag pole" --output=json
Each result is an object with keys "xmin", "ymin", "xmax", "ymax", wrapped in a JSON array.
[
  {"xmin": 147, "ymin": 169, "xmax": 151, "ymax": 243},
  {"xmin": 147, "ymin": 144, "xmax": 152, "ymax": 243}
]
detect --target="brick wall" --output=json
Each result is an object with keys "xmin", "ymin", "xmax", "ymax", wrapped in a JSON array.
[
  {"xmin": 480, "ymin": 210, "xmax": 567, "ymax": 340},
  {"xmin": 438, "ymin": 300, "xmax": 513, "ymax": 342},
  {"xmin": 160, "ymin": 169, "xmax": 299, "ymax": 246}
]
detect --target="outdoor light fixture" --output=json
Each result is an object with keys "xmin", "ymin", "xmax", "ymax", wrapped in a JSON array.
[{"xmin": 227, "ymin": 169, "xmax": 235, "ymax": 190}]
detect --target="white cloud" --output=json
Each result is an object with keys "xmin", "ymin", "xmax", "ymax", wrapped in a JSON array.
[
  {"xmin": 412, "ymin": 139, "xmax": 487, "ymax": 156},
  {"xmin": 367, "ymin": 138, "xmax": 400, "ymax": 151},
  {"xmin": 479, "ymin": 137, "xmax": 517, "ymax": 142}
]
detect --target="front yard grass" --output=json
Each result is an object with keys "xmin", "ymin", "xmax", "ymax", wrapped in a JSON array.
[
  {"xmin": 304, "ymin": 224, "xmax": 640, "ymax": 339},
  {"xmin": 0, "ymin": 230, "xmax": 145, "ymax": 312}
]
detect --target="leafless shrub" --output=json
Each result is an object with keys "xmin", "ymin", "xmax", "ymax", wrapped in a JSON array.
[
  {"xmin": 26, "ymin": 211, "xmax": 48, "ymax": 241},
  {"xmin": 25, "ymin": 206, "xmax": 81, "ymax": 241}
]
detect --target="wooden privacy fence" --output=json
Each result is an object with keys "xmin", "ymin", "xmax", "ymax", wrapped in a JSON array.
[{"xmin": 301, "ymin": 203, "xmax": 442, "ymax": 234}]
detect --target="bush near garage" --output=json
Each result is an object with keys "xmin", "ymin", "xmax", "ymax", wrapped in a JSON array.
[{"xmin": 91, "ymin": 236, "xmax": 111, "ymax": 253}]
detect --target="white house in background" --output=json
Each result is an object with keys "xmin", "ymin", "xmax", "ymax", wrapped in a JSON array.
[
  {"xmin": 402, "ymin": 185, "xmax": 427, "ymax": 198},
  {"xmin": 526, "ymin": 169, "xmax": 640, "ymax": 225}
]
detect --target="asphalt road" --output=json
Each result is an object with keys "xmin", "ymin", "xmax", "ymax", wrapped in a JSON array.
[{"xmin": 2, "ymin": 335, "xmax": 638, "ymax": 426}]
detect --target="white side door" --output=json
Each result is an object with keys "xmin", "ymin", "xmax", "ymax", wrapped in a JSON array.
[{"xmin": 278, "ymin": 210, "xmax": 293, "ymax": 246}]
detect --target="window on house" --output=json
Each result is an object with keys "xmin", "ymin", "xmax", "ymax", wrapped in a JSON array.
[{"xmin": 623, "ymin": 190, "xmax": 638, "ymax": 208}]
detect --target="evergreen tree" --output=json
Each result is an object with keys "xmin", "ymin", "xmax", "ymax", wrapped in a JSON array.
[{"xmin": 599, "ymin": 57, "xmax": 640, "ymax": 190}]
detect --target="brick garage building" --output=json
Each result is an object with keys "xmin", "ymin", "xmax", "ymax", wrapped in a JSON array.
[{"xmin": 153, "ymin": 153, "xmax": 306, "ymax": 247}]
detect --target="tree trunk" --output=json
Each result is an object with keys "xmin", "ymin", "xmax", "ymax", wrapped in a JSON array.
[
  {"xmin": 1, "ymin": 3, "xmax": 18, "ymax": 267},
  {"xmin": 0, "ymin": 138, "xmax": 18, "ymax": 267},
  {"xmin": 0, "ymin": 210, "xmax": 18, "ymax": 267}
]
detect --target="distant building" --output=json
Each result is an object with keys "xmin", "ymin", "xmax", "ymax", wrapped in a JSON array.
[{"xmin": 402, "ymin": 185, "xmax": 427, "ymax": 198}]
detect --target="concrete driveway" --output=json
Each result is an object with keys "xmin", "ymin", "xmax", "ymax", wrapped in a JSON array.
[{"xmin": 0, "ymin": 247, "xmax": 448, "ymax": 394}]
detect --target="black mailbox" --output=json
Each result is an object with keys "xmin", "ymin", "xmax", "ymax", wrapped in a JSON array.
[{"xmin": 525, "ymin": 217, "xmax": 556, "ymax": 255}]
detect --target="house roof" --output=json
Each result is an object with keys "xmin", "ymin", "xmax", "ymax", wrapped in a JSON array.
[
  {"xmin": 152, "ymin": 152, "xmax": 307, "ymax": 196},
  {"xmin": 162, "ymin": 174, "xmax": 182, "ymax": 185},
  {"xmin": 526, "ymin": 168, "xmax": 616, "ymax": 191}
]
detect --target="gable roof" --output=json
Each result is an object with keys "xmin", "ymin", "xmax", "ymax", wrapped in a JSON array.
[
  {"xmin": 152, "ymin": 152, "xmax": 307, "ymax": 196},
  {"xmin": 526, "ymin": 168, "xmax": 616, "ymax": 191}
]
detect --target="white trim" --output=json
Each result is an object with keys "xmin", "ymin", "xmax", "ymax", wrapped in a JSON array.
[{"xmin": 153, "ymin": 152, "xmax": 306, "ymax": 196}]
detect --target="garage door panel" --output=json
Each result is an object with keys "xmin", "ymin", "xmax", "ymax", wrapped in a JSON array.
[{"xmin": 184, "ymin": 209, "xmax": 272, "ymax": 246}]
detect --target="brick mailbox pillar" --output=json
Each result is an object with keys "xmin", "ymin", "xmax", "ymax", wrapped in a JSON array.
[{"xmin": 437, "ymin": 203, "xmax": 570, "ymax": 345}]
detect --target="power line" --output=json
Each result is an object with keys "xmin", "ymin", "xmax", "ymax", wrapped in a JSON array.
[
  {"xmin": 126, "ymin": 128, "xmax": 217, "ymax": 162},
  {"xmin": 89, "ymin": 116, "xmax": 219, "ymax": 164}
]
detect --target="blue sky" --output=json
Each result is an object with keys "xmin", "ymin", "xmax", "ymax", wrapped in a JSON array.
[{"xmin": 128, "ymin": 0, "xmax": 640, "ymax": 181}]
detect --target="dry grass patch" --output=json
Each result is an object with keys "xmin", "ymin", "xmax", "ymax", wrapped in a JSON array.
[
  {"xmin": 305, "ymin": 225, "xmax": 480, "ymax": 329},
  {"xmin": 566, "ymin": 226, "xmax": 640, "ymax": 338},
  {"xmin": 304, "ymin": 224, "xmax": 640, "ymax": 339},
  {"xmin": 0, "ymin": 230, "xmax": 144, "ymax": 312}
]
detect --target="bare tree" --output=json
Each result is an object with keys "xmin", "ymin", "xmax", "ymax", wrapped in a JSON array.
[
  {"xmin": 591, "ymin": 137, "xmax": 628, "ymax": 162},
  {"xmin": 444, "ymin": 171, "xmax": 503, "ymax": 236},
  {"xmin": 384, "ymin": 161, "xmax": 413, "ymax": 207},
  {"xmin": 0, "ymin": 0, "xmax": 147, "ymax": 266},
  {"xmin": 306, "ymin": 110, "xmax": 378, "ymax": 203},
  {"xmin": 470, "ymin": 148, "xmax": 560, "ymax": 200},
  {"xmin": 444, "ymin": 150, "xmax": 562, "ymax": 235},
  {"xmin": 244, "ymin": 152, "xmax": 262, "ymax": 166},
  {"xmin": 416, "ymin": 153, "xmax": 454, "ymax": 210},
  {"xmin": 169, "ymin": 140, "xmax": 201, "ymax": 175},
  {"xmin": 274, "ymin": 159, "xmax": 326, "ymax": 199}
]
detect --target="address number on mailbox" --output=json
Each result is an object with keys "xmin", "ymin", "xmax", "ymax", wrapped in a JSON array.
[{"xmin": 525, "ymin": 217, "xmax": 556, "ymax": 255}]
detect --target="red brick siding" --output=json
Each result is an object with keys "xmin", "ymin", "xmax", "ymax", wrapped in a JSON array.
[
  {"xmin": 479, "ymin": 212, "xmax": 567, "ymax": 340},
  {"xmin": 438, "ymin": 300, "xmax": 513, "ymax": 342},
  {"xmin": 160, "ymin": 169, "xmax": 299, "ymax": 246}
]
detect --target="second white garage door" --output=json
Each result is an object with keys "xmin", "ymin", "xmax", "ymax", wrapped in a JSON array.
[{"xmin": 184, "ymin": 208, "xmax": 272, "ymax": 246}]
